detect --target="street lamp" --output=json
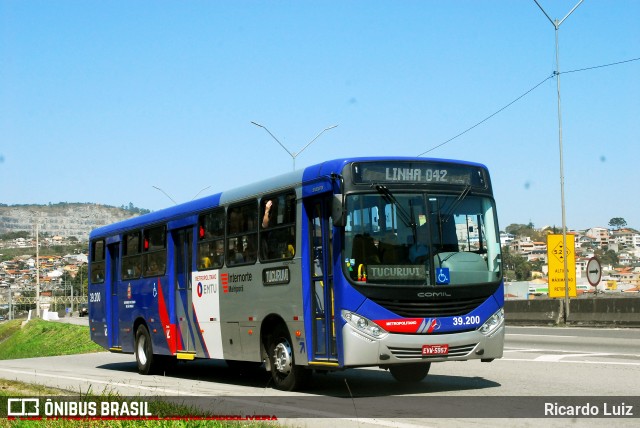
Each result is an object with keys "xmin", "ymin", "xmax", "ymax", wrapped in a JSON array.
[
  {"xmin": 251, "ymin": 121, "xmax": 338, "ymax": 170},
  {"xmin": 152, "ymin": 185, "xmax": 212, "ymax": 205},
  {"xmin": 152, "ymin": 186, "xmax": 178, "ymax": 205},
  {"xmin": 533, "ymin": 0, "xmax": 583, "ymax": 322}
]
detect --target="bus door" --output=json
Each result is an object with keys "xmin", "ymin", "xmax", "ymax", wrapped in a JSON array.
[
  {"xmin": 173, "ymin": 228, "xmax": 195, "ymax": 353},
  {"xmin": 307, "ymin": 196, "xmax": 338, "ymax": 363},
  {"xmin": 107, "ymin": 242, "xmax": 120, "ymax": 349}
]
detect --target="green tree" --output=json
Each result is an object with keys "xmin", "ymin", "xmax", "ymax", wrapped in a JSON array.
[
  {"xmin": 595, "ymin": 248, "xmax": 619, "ymax": 267},
  {"xmin": 608, "ymin": 217, "xmax": 627, "ymax": 230},
  {"xmin": 501, "ymin": 246, "xmax": 532, "ymax": 281},
  {"xmin": 504, "ymin": 223, "xmax": 547, "ymax": 242},
  {"xmin": 0, "ymin": 231, "xmax": 30, "ymax": 240}
]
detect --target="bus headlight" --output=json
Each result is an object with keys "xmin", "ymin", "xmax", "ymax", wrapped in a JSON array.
[
  {"xmin": 342, "ymin": 310, "xmax": 388, "ymax": 339},
  {"xmin": 478, "ymin": 308, "xmax": 504, "ymax": 336}
]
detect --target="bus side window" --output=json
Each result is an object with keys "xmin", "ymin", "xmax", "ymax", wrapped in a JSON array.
[
  {"xmin": 143, "ymin": 225, "xmax": 167, "ymax": 277},
  {"xmin": 198, "ymin": 209, "xmax": 225, "ymax": 270},
  {"xmin": 90, "ymin": 239, "xmax": 106, "ymax": 283},
  {"xmin": 227, "ymin": 201, "xmax": 258, "ymax": 266},
  {"xmin": 259, "ymin": 191, "xmax": 296, "ymax": 262},
  {"xmin": 122, "ymin": 230, "xmax": 142, "ymax": 279}
]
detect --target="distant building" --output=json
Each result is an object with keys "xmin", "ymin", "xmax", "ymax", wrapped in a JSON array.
[{"xmin": 584, "ymin": 227, "xmax": 610, "ymax": 248}]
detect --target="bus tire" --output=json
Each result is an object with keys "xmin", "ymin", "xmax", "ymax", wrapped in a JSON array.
[
  {"xmin": 135, "ymin": 325, "xmax": 157, "ymax": 375},
  {"xmin": 389, "ymin": 363, "xmax": 431, "ymax": 383},
  {"xmin": 267, "ymin": 326, "xmax": 310, "ymax": 391}
]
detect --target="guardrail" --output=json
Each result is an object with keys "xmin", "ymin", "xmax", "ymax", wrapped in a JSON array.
[
  {"xmin": 0, "ymin": 296, "xmax": 87, "ymax": 305},
  {"xmin": 505, "ymin": 296, "xmax": 640, "ymax": 327}
]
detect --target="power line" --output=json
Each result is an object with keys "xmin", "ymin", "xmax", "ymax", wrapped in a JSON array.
[
  {"xmin": 417, "ymin": 74, "xmax": 554, "ymax": 156},
  {"xmin": 417, "ymin": 56, "xmax": 639, "ymax": 156},
  {"xmin": 561, "ymin": 56, "xmax": 640, "ymax": 75}
]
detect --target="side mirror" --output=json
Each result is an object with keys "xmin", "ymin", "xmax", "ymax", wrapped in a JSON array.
[{"xmin": 332, "ymin": 194, "xmax": 346, "ymax": 227}]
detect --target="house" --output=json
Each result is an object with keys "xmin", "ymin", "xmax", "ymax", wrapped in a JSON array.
[
  {"xmin": 584, "ymin": 227, "xmax": 610, "ymax": 248},
  {"xmin": 500, "ymin": 232, "xmax": 515, "ymax": 246}
]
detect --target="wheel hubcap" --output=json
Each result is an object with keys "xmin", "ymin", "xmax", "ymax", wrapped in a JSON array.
[
  {"xmin": 137, "ymin": 336, "xmax": 147, "ymax": 365},
  {"xmin": 273, "ymin": 341, "xmax": 292, "ymax": 374}
]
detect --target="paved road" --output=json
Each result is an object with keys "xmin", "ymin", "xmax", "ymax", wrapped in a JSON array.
[{"xmin": 0, "ymin": 325, "xmax": 638, "ymax": 427}]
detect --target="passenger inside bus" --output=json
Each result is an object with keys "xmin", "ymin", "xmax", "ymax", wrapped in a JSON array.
[
  {"xmin": 243, "ymin": 235, "xmax": 257, "ymax": 264},
  {"xmin": 351, "ymin": 233, "xmax": 381, "ymax": 268},
  {"xmin": 214, "ymin": 240, "xmax": 224, "ymax": 266},
  {"xmin": 228, "ymin": 237, "xmax": 244, "ymax": 265},
  {"xmin": 260, "ymin": 197, "xmax": 296, "ymax": 260},
  {"xmin": 262, "ymin": 199, "xmax": 273, "ymax": 228},
  {"xmin": 200, "ymin": 254, "xmax": 212, "ymax": 269}
]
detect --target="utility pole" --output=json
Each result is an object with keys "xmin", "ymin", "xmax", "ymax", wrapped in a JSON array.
[
  {"xmin": 35, "ymin": 223, "xmax": 40, "ymax": 318},
  {"xmin": 533, "ymin": 0, "xmax": 583, "ymax": 323}
]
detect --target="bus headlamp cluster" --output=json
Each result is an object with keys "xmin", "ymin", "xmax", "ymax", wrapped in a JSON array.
[
  {"xmin": 478, "ymin": 308, "xmax": 504, "ymax": 336},
  {"xmin": 342, "ymin": 310, "xmax": 388, "ymax": 339}
]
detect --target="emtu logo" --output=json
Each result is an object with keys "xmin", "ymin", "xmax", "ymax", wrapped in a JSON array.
[{"xmin": 221, "ymin": 273, "xmax": 229, "ymax": 293}]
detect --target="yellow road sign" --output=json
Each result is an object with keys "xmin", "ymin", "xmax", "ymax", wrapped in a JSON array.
[{"xmin": 547, "ymin": 234, "xmax": 576, "ymax": 298}]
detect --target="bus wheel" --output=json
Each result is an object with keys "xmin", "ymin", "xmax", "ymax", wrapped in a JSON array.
[
  {"xmin": 135, "ymin": 325, "xmax": 157, "ymax": 375},
  {"xmin": 389, "ymin": 363, "xmax": 431, "ymax": 383},
  {"xmin": 267, "ymin": 327, "xmax": 310, "ymax": 391}
]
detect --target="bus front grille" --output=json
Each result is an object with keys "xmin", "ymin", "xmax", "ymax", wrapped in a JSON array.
[
  {"xmin": 372, "ymin": 296, "xmax": 488, "ymax": 318},
  {"xmin": 387, "ymin": 343, "xmax": 477, "ymax": 360}
]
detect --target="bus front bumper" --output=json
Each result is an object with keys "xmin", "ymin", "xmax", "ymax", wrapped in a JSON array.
[{"xmin": 341, "ymin": 322, "xmax": 505, "ymax": 367}]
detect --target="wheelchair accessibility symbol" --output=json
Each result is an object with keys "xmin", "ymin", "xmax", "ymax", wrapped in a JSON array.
[{"xmin": 436, "ymin": 268, "xmax": 450, "ymax": 285}]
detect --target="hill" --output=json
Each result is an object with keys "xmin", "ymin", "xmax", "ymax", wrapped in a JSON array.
[{"xmin": 0, "ymin": 203, "xmax": 148, "ymax": 241}]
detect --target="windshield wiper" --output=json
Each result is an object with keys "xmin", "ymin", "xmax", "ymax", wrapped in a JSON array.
[
  {"xmin": 373, "ymin": 184, "xmax": 417, "ymax": 240},
  {"xmin": 442, "ymin": 185, "xmax": 472, "ymax": 222}
]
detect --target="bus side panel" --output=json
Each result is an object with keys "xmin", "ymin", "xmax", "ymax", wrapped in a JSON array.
[
  {"xmin": 88, "ymin": 279, "xmax": 108, "ymax": 349},
  {"xmin": 192, "ymin": 270, "xmax": 223, "ymax": 359},
  {"xmin": 214, "ymin": 261, "xmax": 305, "ymax": 363},
  {"xmin": 118, "ymin": 276, "xmax": 173, "ymax": 355},
  {"xmin": 145, "ymin": 276, "xmax": 175, "ymax": 356},
  {"xmin": 88, "ymin": 241, "xmax": 117, "ymax": 350},
  {"xmin": 203, "ymin": 194, "xmax": 306, "ymax": 364}
]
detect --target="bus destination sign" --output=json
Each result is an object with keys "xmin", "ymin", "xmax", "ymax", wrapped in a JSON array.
[{"xmin": 353, "ymin": 162, "xmax": 486, "ymax": 187}]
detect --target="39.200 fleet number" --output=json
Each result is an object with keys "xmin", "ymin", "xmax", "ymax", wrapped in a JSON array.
[{"xmin": 452, "ymin": 315, "xmax": 480, "ymax": 326}]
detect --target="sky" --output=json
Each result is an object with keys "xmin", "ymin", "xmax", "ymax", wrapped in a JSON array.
[{"xmin": 1, "ymin": 1, "xmax": 638, "ymax": 231}]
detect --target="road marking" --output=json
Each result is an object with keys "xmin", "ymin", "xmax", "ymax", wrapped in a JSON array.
[
  {"xmin": 504, "ymin": 346, "xmax": 640, "ymax": 358},
  {"xmin": 0, "ymin": 367, "xmax": 190, "ymax": 395},
  {"xmin": 501, "ymin": 358, "xmax": 640, "ymax": 366},
  {"xmin": 533, "ymin": 353, "xmax": 613, "ymax": 362},
  {"xmin": 506, "ymin": 333, "xmax": 578, "ymax": 338},
  {"xmin": 503, "ymin": 348, "xmax": 546, "ymax": 353},
  {"xmin": 506, "ymin": 325, "xmax": 628, "ymax": 332}
]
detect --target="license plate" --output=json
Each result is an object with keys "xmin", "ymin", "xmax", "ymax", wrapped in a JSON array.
[{"xmin": 422, "ymin": 344, "xmax": 449, "ymax": 356}]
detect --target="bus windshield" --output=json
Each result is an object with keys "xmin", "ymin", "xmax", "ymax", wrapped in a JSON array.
[{"xmin": 343, "ymin": 191, "xmax": 501, "ymax": 286}]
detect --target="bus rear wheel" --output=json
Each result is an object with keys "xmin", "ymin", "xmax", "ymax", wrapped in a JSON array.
[
  {"xmin": 135, "ymin": 325, "xmax": 158, "ymax": 375},
  {"xmin": 267, "ymin": 327, "xmax": 310, "ymax": 391},
  {"xmin": 389, "ymin": 363, "xmax": 431, "ymax": 383}
]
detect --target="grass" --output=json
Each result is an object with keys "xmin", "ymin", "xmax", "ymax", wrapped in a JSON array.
[
  {"xmin": 0, "ymin": 321, "xmax": 281, "ymax": 427},
  {"xmin": 0, "ymin": 319, "xmax": 104, "ymax": 360}
]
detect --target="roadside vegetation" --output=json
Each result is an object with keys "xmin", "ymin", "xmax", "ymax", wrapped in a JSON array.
[
  {"xmin": 0, "ymin": 319, "xmax": 103, "ymax": 360},
  {"xmin": 0, "ymin": 320, "xmax": 277, "ymax": 427}
]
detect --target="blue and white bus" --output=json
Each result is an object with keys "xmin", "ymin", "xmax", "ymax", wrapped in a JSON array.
[{"xmin": 88, "ymin": 157, "xmax": 504, "ymax": 391}]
